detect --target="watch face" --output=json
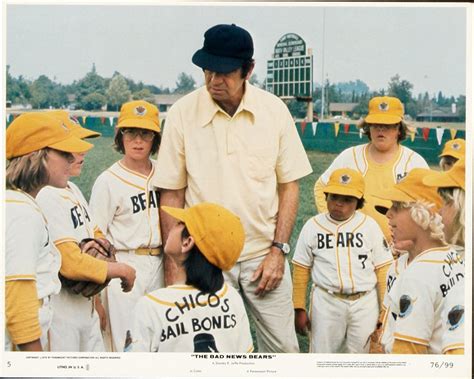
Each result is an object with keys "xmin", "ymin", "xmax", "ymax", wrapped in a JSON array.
[{"xmin": 282, "ymin": 243, "xmax": 290, "ymax": 254}]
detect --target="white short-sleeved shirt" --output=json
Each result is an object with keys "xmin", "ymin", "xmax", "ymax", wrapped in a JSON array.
[
  {"xmin": 386, "ymin": 246, "xmax": 464, "ymax": 354},
  {"xmin": 130, "ymin": 283, "xmax": 254, "ymax": 352},
  {"xmin": 5, "ymin": 189, "xmax": 61, "ymax": 299},
  {"xmin": 292, "ymin": 211, "xmax": 393, "ymax": 294},
  {"xmin": 153, "ymin": 83, "xmax": 313, "ymax": 261},
  {"xmin": 90, "ymin": 160, "xmax": 161, "ymax": 250}
]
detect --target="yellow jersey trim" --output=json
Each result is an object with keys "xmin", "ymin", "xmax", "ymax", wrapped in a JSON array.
[
  {"xmin": 5, "ymin": 274, "xmax": 36, "ymax": 281},
  {"xmin": 146, "ymin": 284, "xmax": 229, "ymax": 307},
  {"xmin": 118, "ymin": 161, "xmax": 149, "ymax": 180},
  {"xmin": 108, "ymin": 170, "xmax": 145, "ymax": 191},
  {"xmin": 394, "ymin": 332, "xmax": 429, "ymax": 346}
]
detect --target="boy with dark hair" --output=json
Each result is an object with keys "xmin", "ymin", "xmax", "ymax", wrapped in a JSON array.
[
  {"xmin": 130, "ymin": 202, "xmax": 253, "ymax": 353},
  {"xmin": 293, "ymin": 168, "xmax": 393, "ymax": 353}
]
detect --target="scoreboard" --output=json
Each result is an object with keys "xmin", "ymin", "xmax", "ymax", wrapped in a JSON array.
[{"xmin": 266, "ymin": 33, "xmax": 313, "ymax": 99}]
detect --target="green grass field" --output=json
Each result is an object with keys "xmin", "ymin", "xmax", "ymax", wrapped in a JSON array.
[{"xmin": 71, "ymin": 136, "xmax": 337, "ymax": 353}]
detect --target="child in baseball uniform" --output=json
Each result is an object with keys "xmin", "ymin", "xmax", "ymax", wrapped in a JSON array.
[
  {"xmin": 438, "ymin": 138, "xmax": 464, "ymax": 171},
  {"xmin": 292, "ymin": 168, "xmax": 393, "ymax": 353},
  {"xmin": 374, "ymin": 169, "xmax": 444, "ymax": 353},
  {"xmin": 5, "ymin": 112, "xmax": 92, "ymax": 351},
  {"xmin": 314, "ymin": 96, "xmax": 428, "ymax": 242},
  {"xmin": 130, "ymin": 202, "xmax": 254, "ymax": 352},
  {"xmin": 375, "ymin": 169, "xmax": 463, "ymax": 354},
  {"xmin": 36, "ymin": 110, "xmax": 136, "ymax": 352},
  {"xmin": 90, "ymin": 100, "xmax": 164, "ymax": 352},
  {"xmin": 424, "ymin": 159, "xmax": 465, "ymax": 355}
]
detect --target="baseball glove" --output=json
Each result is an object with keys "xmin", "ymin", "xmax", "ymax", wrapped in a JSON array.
[
  {"xmin": 59, "ymin": 238, "xmax": 117, "ymax": 298},
  {"xmin": 368, "ymin": 323, "xmax": 385, "ymax": 354}
]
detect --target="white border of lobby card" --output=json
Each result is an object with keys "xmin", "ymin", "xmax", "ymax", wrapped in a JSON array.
[{"xmin": 1, "ymin": 1, "xmax": 472, "ymax": 378}]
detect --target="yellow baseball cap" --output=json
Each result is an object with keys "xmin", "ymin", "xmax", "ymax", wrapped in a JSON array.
[
  {"xmin": 364, "ymin": 96, "xmax": 404, "ymax": 125},
  {"xmin": 323, "ymin": 168, "xmax": 365, "ymax": 199},
  {"xmin": 374, "ymin": 168, "xmax": 443, "ymax": 214},
  {"xmin": 439, "ymin": 138, "xmax": 465, "ymax": 160},
  {"xmin": 47, "ymin": 110, "xmax": 101, "ymax": 139},
  {"xmin": 161, "ymin": 203, "xmax": 245, "ymax": 271},
  {"xmin": 423, "ymin": 158, "xmax": 465, "ymax": 191},
  {"xmin": 6, "ymin": 112, "xmax": 93, "ymax": 159},
  {"xmin": 117, "ymin": 100, "xmax": 160, "ymax": 133}
]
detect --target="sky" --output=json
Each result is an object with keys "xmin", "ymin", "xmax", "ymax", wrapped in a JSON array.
[{"xmin": 5, "ymin": 2, "xmax": 469, "ymax": 97}]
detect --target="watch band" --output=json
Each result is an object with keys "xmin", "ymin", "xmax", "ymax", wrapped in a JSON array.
[{"xmin": 271, "ymin": 241, "xmax": 290, "ymax": 254}]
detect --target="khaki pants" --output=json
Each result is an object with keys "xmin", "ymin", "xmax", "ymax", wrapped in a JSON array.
[{"xmin": 224, "ymin": 254, "xmax": 299, "ymax": 353}]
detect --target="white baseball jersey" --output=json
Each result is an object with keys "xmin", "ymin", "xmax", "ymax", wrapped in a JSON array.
[
  {"xmin": 319, "ymin": 143, "xmax": 429, "ymax": 185},
  {"xmin": 379, "ymin": 253, "xmax": 409, "ymax": 353},
  {"xmin": 90, "ymin": 160, "xmax": 164, "ymax": 352},
  {"xmin": 36, "ymin": 182, "xmax": 97, "ymax": 245},
  {"xmin": 293, "ymin": 211, "xmax": 393, "ymax": 294},
  {"xmin": 36, "ymin": 182, "xmax": 105, "ymax": 352},
  {"xmin": 316, "ymin": 144, "xmax": 429, "ymax": 241},
  {"xmin": 130, "ymin": 283, "xmax": 254, "ymax": 353},
  {"xmin": 385, "ymin": 246, "xmax": 464, "ymax": 354},
  {"xmin": 441, "ymin": 247, "xmax": 465, "ymax": 354},
  {"xmin": 5, "ymin": 189, "xmax": 61, "ymax": 350},
  {"xmin": 5, "ymin": 189, "xmax": 61, "ymax": 299},
  {"xmin": 90, "ymin": 160, "xmax": 161, "ymax": 250}
]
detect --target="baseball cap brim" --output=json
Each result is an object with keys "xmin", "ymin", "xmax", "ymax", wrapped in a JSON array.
[
  {"xmin": 373, "ymin": 187, "xmax": 414, "ymax": 203},
  {"xmin": 370, "ymin": 196, "xmax": 393, "ymax": 215},
  {"xmin": 72, "ymin": 127, "xmax": 101, "ymax": 139},
  {"xmin": 423, "ymin": 171, "xmax": 462, "ymax": 189},
  {"xmin": 192, "ymin": 49, "xmax": 244, "ymax": 74},
  {"xmin": 49, "ymin": 135, "xmax": 94, "ymax": 153},
  {"xmin": 439, "ymin": 151, "xmax": 463, "ymax": 159},
  {"xmin": 374, "ymin": 205, "xmax": 389, "ymax": 215},
  {"xmin": 364, "ymin": 114, "xmax": 402, "ymax": 125},
  {"xmin": 117, "ymin": 118, "xmax": 160, "ymax": 133},
  {"xmin": 161, "ymin": 206, "xmax": 187, "ymax": 223},
  {"xmin": 323, "ymin": 185, "xmax": 363, "ymax": 199}
]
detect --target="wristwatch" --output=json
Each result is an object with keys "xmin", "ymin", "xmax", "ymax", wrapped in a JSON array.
[{"xmin": 272, "ymin": 241, "xmax": 291, "ymax": 255}]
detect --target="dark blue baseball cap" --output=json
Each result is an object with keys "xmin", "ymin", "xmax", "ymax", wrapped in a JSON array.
[{"xmin": 192, "ymin": 24, "xmax": 254, "ymax": 74}]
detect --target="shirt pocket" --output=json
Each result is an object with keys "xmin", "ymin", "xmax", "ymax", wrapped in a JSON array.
[{"xmin": 247, "ymin": 147, "xmax": 276, "ymax": 181}]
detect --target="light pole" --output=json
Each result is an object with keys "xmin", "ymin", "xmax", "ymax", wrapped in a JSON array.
[{"xmin": 320, "ymin": 8, "xmax": 326, "ymax": 120}]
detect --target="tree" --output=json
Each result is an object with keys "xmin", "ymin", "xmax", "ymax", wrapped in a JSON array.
[
  {"xmin": 351, "ymin": 92, "xmax": 370, "ymax": 118},
  {"xmin": 132, "ymin": 88, "xmax": 155, "ymax": 103},
  {"xmin": 29, "ymin": 75, "xmax": 67, "ymax": 109},
  {"xmin": 455, "ymin": 95, "xmax": 466, "ymax": 122},
  {"xmin": 174, "ymin": 72, "xmax": 196, "ymax": 94},
  {"xmin": 81, "ymin": 92, "xmax": 107, "ymax": 111},
  {"xmin": 6, "ymin": 65, "xmax": 31, "ymax": 105},
  {"xmin": 75, "ymin": 63, "xmax": 106, "ymax": 109},
  {"xmin": 387, "ymin": 74, "xmax": 413, "ymax": 106},
  {"xmin": 387, "ymin": 74, "xmax": 416, "ymax": 117},
  {"xmin": 106, "ymin": 73, "xmax": 131, "ymax": 111},
  {"xmin": 249, "ymin": 73, "xmax": 260, "ymax": 87},
  {"xmin": 285, "ymin": 99, "xmax": 307, "ymax": 119}
]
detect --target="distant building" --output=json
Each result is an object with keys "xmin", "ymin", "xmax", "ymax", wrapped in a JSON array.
[
  {"xmin": 152, "ymin": 93, "xmax": 186, "ymax": 113},
  {"xmin": 329, "ymin": 103, "xmax": 358, "ymax": 118},
  {"xmin": 416, "ymin": 107, "xmax": 463, "ymax": 122}
]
